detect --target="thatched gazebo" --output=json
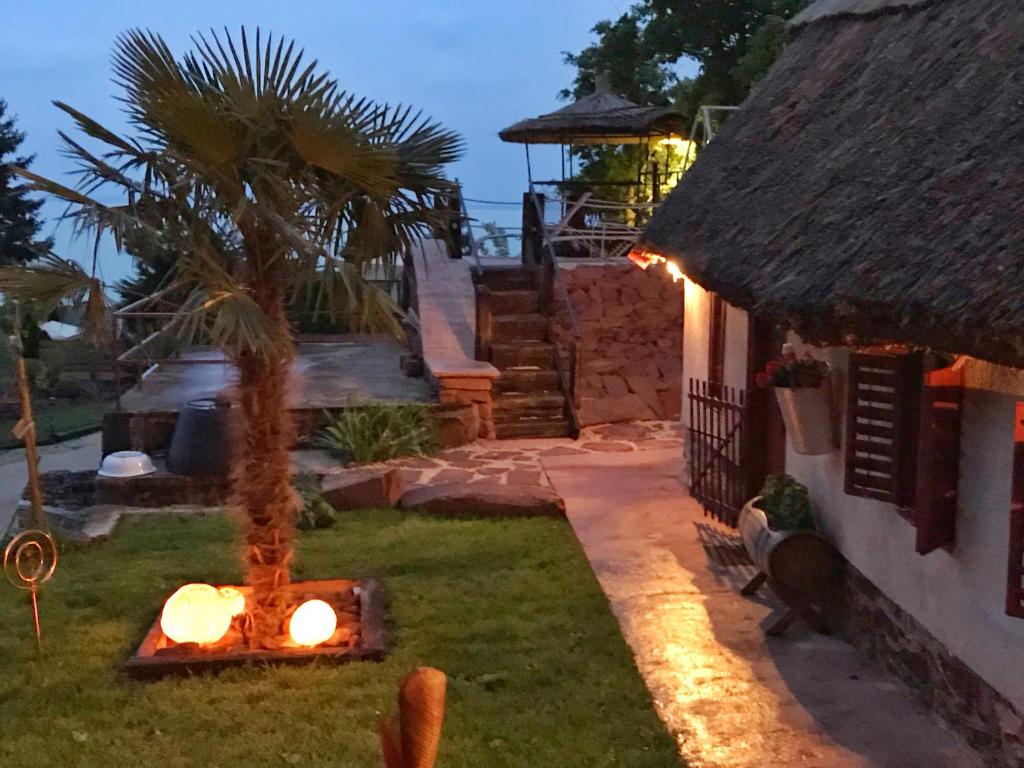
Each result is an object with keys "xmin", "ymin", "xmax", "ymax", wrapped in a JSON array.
[
  {"xmin": 499, "ymin": 90, "xmax": 685, "ymax": 147},
  {"xmin": 640, "ymin": 0, "xmax": 1024, "ymax": 368},
  {"xmin": 500, "ymin": 77, "xmax": 687, "ymax": 197}
]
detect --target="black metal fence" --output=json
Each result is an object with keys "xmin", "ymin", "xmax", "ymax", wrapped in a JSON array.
[{"xmin": 687, "ymin": 379, "xmax": 751, "ymax": 528}]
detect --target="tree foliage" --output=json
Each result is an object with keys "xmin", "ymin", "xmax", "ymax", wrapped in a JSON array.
[
  {"xmin": 561, "ymin": 13, "xmax": 674, "ymax": 104},
  {"xmin": 562, "ymin": 1, "xmax": 810, "ymax": 131},
  {"xmin": 0, "ymin": 100, "xmax": 52, "ymax": 265},
  {"xmin": 644, "ymin": 0, "xmax": 809, "ymax": 107}
]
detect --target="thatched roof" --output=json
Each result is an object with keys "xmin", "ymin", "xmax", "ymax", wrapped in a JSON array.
[
  {"xmin": 499, "ymin": 91, "xmax": 686, "ymax": 145},
  {"xmin": 640, "ymin": 0, "xmax": 1024, "ymax": 368}
]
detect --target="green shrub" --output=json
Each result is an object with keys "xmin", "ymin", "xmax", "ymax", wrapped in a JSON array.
[
  {"xmin": 317, "ymin": 402, "xmax": 439, "ymax": 464},
  {"xmin": 757, "ymin": 473, "xmax": 815, "ymax": 531},
  {"xmin": 293, "ymin": 472, "xmax": 337, "ymax": 531}
]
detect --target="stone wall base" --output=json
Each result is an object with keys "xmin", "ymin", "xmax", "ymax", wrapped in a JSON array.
[{"xmin": 835, "ymin": 564, "xmax": 1024, "ymax": 766}]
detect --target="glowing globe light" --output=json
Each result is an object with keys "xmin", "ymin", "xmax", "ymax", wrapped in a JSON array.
[
  {"xmin": 217, "ymin": 586, "xmax": 247, "ymax": 617},
  {"xmin": 289, "ymin": 599, "xmax": 337, "ymax": 647},
  {"xmin": 160, "ymin": 583, "xmax": 233, "ymax": 645}
]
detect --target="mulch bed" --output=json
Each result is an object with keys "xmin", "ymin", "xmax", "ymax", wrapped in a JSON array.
[{"xmin": 123, "ymin": 578, "xmax": 386, "ymax": 680}]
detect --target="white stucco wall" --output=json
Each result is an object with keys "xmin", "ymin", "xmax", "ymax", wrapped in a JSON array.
[
  {"xmin": 682, "ymin": 277, "xmax": 710, "ymax": 389},
  {"xmin": 785, "ymin": 341, "xmax": 1024, "ymax": 712}
]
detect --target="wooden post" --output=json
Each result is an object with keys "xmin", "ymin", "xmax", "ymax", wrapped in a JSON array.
[
  {"xmin": 447, "ymin": 187, "xmax": 463, "ymax": 259},
  {"xmin": 521, "ymin": 192, "xmax": 545, "ymax": 266},
  {"xmin": 474, "ymin": 286, "xmax": 493, "ymax": 362},
  {"xmin": 652, "ymin": 161, "xmax": 661, "ymax": 204},
  {"xmin": 14, "ymin": 354, "xmax": 45, "ymax": 529}
]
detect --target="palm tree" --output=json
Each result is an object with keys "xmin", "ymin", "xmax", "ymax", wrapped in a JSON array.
[{"xmin": 4, "ymin": 29, "xmax": 462, "ymax": 645}]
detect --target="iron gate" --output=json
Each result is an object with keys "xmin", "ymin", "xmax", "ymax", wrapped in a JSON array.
[{"xmin": 687, "ymin": 379, "xmax": 751, "ymax": 527}]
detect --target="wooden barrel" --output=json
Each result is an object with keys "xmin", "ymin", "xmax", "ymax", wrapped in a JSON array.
[{"xmin": 739, "ymin": 498, "xmax": 841, "ymax": 598}]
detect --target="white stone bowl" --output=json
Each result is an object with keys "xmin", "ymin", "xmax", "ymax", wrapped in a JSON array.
[{"xmin": 98, "ymin": 451, "xmax": 156, "ymax": 478}]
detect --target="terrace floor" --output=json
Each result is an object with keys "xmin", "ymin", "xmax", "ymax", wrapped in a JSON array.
[{"xmin": 118, "ymin": 336, "xmax": 433, "ymax": 414}]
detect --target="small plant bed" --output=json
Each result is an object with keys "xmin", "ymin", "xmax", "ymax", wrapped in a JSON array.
[
  {"xmin": 0, "ymin": 512, "xmax": 678, "ymax": 767},
  {"xmin": 318, "ymin": 402, "xmax": 439, "ymax": 464},
  {"xmin": 124, "ymin": 578, "xmax": 386, "ymax": 680}
]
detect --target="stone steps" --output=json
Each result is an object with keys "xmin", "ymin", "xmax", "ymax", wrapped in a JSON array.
[
  {"xmin": 494, "ymin": 418, "xmax": 572, "ymax": 439},
  {"xmin": 490, "ymin": 341, "xmax": 556, "ymax": 369},
  {"xmin": 477, "ymin": 266, "xmax": 537, "ymax": 291},
  {"xmin": 494, "ymin": 368, "xmax": 561, "ymax": 394},
  {"xmin": 493, "ymin": 391, "xmax": 566, "ymax": 415},
  {"xmin": 477, "ymin": 265, "xmax": 572, "ymax": 440},
  {"xmin": 493, "ymin": 314, "xmax": 549, "ymax": 342},
  {"xmin": 487, "ymin": 288, "xmax": 540, "ymax": 315}
]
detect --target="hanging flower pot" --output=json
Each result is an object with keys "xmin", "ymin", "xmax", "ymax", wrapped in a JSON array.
[{"xmin": 756, "ymin": 353, "xmax": 837, "ymax": 455}]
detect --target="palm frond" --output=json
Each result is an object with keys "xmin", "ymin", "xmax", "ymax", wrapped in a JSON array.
[{"xmin": 0, "ymin": 254, "xmax": 110, "ymax": 343}]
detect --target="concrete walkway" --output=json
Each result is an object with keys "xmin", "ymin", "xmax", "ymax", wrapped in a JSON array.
[
  {"xmin": 0, "ymin": 432, "xmax": 102, "ymax": 535},
  {"xmin": 542, "ymin": 446, "xmax": 983, "ymax": 768}
]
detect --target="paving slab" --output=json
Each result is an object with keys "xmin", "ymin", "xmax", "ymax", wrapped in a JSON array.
[{"xmin": 542, "ymin": 447, "xmax": 983, "ymax": 768}]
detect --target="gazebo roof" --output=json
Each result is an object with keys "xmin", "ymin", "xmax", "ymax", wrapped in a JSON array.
[
  {"xmin": 640, "ymin": 0, "xmax": 1024, "ymax": 368},
  {"xmin": 499, "ymin": 90, "xmax": 686, "ymax": 145}
]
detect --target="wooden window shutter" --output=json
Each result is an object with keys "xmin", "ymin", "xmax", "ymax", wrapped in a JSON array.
[
  {"xmin": 844, "ymin": 351, "xmax": 922, "ymax": 505},
  {"xmin": 913, "ymin": 364, "xmax": 964, "ymax": 554},
  {"xmin": 1006, "ymin": 405, "xmax": 1024, "ymax": 618}
]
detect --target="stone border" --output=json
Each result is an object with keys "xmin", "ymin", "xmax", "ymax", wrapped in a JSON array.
[{"xmin": 123, "ymin": 578, "xmax": 387, "ymax": 681}]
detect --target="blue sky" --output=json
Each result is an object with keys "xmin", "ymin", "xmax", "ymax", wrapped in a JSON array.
[{"xmin": 2, "ymin": 1, "xmax": 695, "ymax": 285}]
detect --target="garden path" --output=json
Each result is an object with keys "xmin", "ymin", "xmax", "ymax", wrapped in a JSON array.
[
  {"xmin": 0, "ymin": 432, "xmax": 101, "ymax": 537},
  {"xmin": 541, "ymin": 439, "xmax": 984, "ymax": 768}
]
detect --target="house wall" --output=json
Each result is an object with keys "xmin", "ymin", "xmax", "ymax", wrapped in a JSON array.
[
  {"xmin": 676, "ymin": 288, "xmax": 1024, "ymax": 759},
  {"xmin": 785, "ymin": 340, "xmax": 1024, "ymax": 758},
  {"xmin": 551, "ymin": 259, "xmax": 682, "ymax": 426}
]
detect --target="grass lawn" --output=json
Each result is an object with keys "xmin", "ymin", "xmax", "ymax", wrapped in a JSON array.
[
  {"xmin": 0, "ymin": 511, "xmax": 681, "ymax": 767},
  {"xmin": 0, "ymin": 400, "xmax": 108, "ymax": 449}
]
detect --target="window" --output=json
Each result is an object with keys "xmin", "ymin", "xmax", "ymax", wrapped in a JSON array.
[{"xmin": 845, "ymin": 351, "xmax": 963, "ymax": 554}]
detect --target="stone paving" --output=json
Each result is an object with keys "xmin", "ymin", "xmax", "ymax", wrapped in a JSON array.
[{"xmin": 294, "ymin": 420, "xmax": 683, "ymax": 492}]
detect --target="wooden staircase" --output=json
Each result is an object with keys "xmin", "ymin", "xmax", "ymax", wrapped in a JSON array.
[{"xmin": 475, "ymin": 267, "xmax": 573, "ymax": 439}]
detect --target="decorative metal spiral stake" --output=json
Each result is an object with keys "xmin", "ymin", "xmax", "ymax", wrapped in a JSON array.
[{"xmin": 3, "ymin": 530, "xmax": 58, "ymax": 654}]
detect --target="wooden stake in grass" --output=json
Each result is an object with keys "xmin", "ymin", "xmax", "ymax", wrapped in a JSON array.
[
  {"xmin": 8, "ymin": 307, "xmax": 45, "ymax": 530},
  {"xmin": 380, "ymin": 667, "xmax": 448, "ymax": 768}
]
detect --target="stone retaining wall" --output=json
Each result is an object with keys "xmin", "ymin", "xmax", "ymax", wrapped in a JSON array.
[
  {"xmin": 838, "ymin": 564, "xmax": 1024, "ymax": 766},
  {"xmin": 552, "ymin": 260, "xmax": 682, "ymax": 426}
]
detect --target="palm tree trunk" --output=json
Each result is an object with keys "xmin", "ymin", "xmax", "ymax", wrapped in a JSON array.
[
  {"xmin": 234, "ymin": 226, "xmax": 300, "ymax": 646},
  {"xmin": 236, "ymin": 344, "xmax": 298, "ymax": 645}
]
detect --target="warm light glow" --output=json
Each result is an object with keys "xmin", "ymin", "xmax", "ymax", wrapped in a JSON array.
[
  {"xmin": 217, "ymin": 586, "xmax": 247, "ymax": 618},
  {"xmin": 628, "ymin": 249, "xmax": 685, "ymax": 283},
  {"xmin": 160, "ymin": 583, "xmax": 234, "ymax": 645},
  {"xmin": 289, "ymin": 599, "xmax": 337, "ymax": 647},
  {"xmin": 657, "ymin": 135, "xmax": 687, "ymax": 147}
]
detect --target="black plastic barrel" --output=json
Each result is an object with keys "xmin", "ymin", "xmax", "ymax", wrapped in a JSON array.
[{"xmin": 167, "ymin": 398, "xmax": 234, "ymax": 476}]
